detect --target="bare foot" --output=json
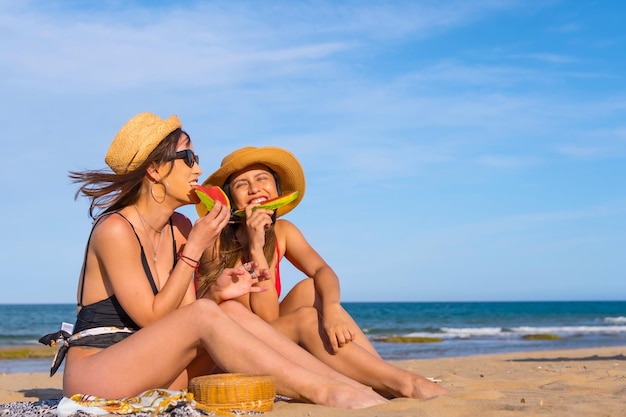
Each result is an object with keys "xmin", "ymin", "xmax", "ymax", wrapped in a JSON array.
[
  {"xmin": 410, "ymin": 375, "xmax": 449, "ymax": 399},
  {"xmin": 316, "ymin": 382, "xmax": 389, "ymax": 409}
]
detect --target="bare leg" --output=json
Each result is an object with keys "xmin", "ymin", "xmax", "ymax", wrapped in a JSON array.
[
  {"xmin": 159, "ymin": 346, "xmax": 217, "ymax": 389},
  {"xmin": 272, "ymin": 307, "xmax": 449, "ymax": 399},
  {"xmin": 219, "ymin": 300, "xmax": 379, "ymax": 392},
  {"xmin": 63, "ymin": 299, "xmax": 387, "ymax": 409},
  {"xmin": 280, "ymin": 278, "xmax": 379, "ymax": 356}
]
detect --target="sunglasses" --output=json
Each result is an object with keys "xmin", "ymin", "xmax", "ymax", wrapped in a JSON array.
[{"xmin": 169, "ymin": 149, "xmax": 199, "ymax": 168}]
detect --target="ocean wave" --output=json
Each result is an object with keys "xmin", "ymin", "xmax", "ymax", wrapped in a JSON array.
[
  {"xmin": 604, "ymin": 316, "xmax": 626, "ymax": 324},
  {"xmin": 440, "ymin": 327, "xmax": 503, "ymax": 338},
  {"xmin": 511, "ymin": 325, "xmax": 626, "ymax": 335},
  {"xmin": 404, "ymin": 325, "xmax": 626, "ymax": 339}
]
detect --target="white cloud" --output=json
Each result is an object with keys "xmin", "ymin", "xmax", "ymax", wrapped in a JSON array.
[
  {"xmin": 475, "ymin": 154, "xmax": 539, "ymax": 168},
  {"xmin": 0, "ymin": 0, "xmax": 624, "ymax": 303}
]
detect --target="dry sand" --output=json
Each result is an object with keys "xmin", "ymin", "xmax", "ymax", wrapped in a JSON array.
[{"xmin": 1, "ymin": 346, "xmax": 624, "ymax": 416}]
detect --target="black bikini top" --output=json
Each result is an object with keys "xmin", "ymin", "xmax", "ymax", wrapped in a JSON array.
[{"xmin": 74, "ymin": 212, "xmax": 177, "ymax": 332}]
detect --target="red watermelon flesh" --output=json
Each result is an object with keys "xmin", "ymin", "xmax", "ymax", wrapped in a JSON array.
[
  {"xmin": 194, "ymin": 185, "xmax": 231, "ymax": 213},
  {"xmin": 232, "ymin": 191, "xmax": 299, "ymax": 217}
]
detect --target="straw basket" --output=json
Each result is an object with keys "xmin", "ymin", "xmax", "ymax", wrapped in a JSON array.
[{"xmin": 189, "ymin": 373, "xmax": 276, "ymax": 413}]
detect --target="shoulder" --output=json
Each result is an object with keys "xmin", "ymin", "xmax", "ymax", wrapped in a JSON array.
[
  {"xmin": 90, "ymin": 212, "xmax": 137, "ymax": 248},
  {"xmin": 275, "ymin": 218, "xmax": 298, "ymax": 233},
  {"xmin": 275, "ymin": 218, "xmax": 306, "ymax": 241},
  {"xmin": 93, "ymin": 212, "xmax": 133, "ymax": 236}
]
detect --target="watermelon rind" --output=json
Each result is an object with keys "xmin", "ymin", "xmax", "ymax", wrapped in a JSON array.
[
  {"xmin": 194, "ymin": 185, "xmax": 231, "ymax": 214},
  {"xmin": 232, "ymin": 191, "xmax": 299, "ymax": 217}
]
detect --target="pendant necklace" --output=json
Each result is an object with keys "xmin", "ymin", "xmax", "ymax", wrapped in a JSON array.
[{"xmin": 134, "ymin": 204, "xmax": 163, "ymax": 263}]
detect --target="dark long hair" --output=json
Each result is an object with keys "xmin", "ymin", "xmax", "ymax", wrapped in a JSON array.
[
  {"xmin": 196, "ymin": 167, "xmax": 281, "ymax": 297},
  {"xmin": 69, "ymin": 129, "xmax": 187, "ymax": 219}
]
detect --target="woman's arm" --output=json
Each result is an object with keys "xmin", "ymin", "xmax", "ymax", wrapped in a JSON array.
[
  {"xmin": 244, "ymin": 208, "xmax": 280, "ymax": 321},
  {"xmin": 280, "ymin": 220, "xmax": 357, "ymax": 351},
  {"xmin": 170, "ymin": 212, "xmax": 201, "ymax": 307},
  {"xmin": 280, "ymin": 220, "xmax": 340, "ymax": 303},
  {"xmin": 96, "ymin": 203, "xmax": 230, "ymax": 327}
]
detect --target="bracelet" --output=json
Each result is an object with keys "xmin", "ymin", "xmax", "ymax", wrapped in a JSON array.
[
  {"xmin": 180, "ymin": 254, "xmax": 200, "ymax": 264},
  {"xmin": 179, "ymin": 256, "xmax": 199, "ymax": 269}
]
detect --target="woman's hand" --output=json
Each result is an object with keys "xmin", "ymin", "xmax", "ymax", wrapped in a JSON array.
[
  {"xmin": 204, "ymin": 261, "xmax": 270, "ymax": 304},
  {"xmin": 186, "ymin": 201, "xmax": 231, "ymax": 256},
  {"xmin": 243, "ymin": 207, "xmax": 274, "ymax": 250},
  {"xmin": 322, "ymin": 303, "xmax": 357, "ymax": 353}
]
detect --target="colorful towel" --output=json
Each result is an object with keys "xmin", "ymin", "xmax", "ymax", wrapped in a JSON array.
[
  {"xmin": 55, "ymin": 388, "xmax": 258, "ymax": 416},
  {"xmin": 0, "ymin": 397, "xmax": 228, "ymax": 417},
  {"xmin": 57, "ymin": 389, "xmax": 191, "ymax": 415},
  {"xmin": 0, "ymin": 391, "xmax": 286, "ymax": 416}
]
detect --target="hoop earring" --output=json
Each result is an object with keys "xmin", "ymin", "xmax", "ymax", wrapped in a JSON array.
[{"xmin": 151, "ymin": 181, "xmax": 167, "ymax": 204}]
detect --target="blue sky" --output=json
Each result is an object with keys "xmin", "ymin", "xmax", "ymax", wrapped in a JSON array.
[{"xmin": 1, "ymin": 0, "xmax": 624, "ymax": 304}]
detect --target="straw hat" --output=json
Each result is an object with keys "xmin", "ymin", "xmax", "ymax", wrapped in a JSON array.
[
  {"xmin": 202, "ymin": 146, "xmax": 305, "ymax": 217},
  {"xmin": 105, "ymin": 112, "xmax": 182, "ymax": 174}
]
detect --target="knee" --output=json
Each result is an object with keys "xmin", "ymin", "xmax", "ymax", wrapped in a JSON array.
[
  {"xmin": 280, "ymin": 278, "xmax": 317, "ymax": 314},
  {"xmin": 188, "ymin": 298, "xmax": 223, "ymax": 325},
  {"xmin": 218, "ymin": 300, "xmax": 248, "ymax": 319},
  {"xmin": 291, "ymin": 278, "xmax": 315, "ymax": 298},
  {"xmin": 293, "ymin": 306, "xmax": 319, "ymax": 328}
]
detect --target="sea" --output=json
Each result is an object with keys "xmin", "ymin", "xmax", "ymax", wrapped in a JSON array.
[{"xmin": 1, "ymin": 301, "xmax": 625, "ymax": 374}]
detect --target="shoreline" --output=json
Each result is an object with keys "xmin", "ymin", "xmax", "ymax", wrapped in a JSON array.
[
  {"xmin": 0, "ymin": 345, "xmax": 57, "ymax": 360},
  {"xmin": 2, "ymin": 345, "xmax": 625, "ymax": 416}
]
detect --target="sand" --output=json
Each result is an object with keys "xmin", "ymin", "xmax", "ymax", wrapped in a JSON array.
[{"xmin": 1, "ymin": 346, "xmax": 625, "ymax": 416}]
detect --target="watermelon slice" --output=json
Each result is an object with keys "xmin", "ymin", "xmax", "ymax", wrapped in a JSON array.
[
  {"xmin": 232, "ymin": 191, "xmax": 299, "ymax": 217},
  {"xmin": 194, "ymin": 185, "xmax": 231, "ymax": 214}
]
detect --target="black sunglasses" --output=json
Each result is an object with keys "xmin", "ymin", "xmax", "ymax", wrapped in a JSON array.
[{"xmin": 169, "ymin": 149, "xmax": 199, "ymax": 168}]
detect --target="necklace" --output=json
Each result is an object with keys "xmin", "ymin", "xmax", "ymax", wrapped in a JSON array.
[
  {"xmin": 134, "ymin": 205, "xmax": 164, "ymax": 234},
  {"xmin": 134, "ymin": 205, "xmax": 163, "ymax": 263}
]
